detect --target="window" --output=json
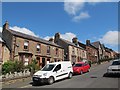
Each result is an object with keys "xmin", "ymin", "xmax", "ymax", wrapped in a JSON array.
[
  {"xmin": 72, "ymin": 47, "xmax": 75, "ymax": 54},
  {"xmin": 77, "ymin": 49, "xmax": 79, "ymax": 54},
  {"xmin": 24, "ymin": 41, "xmax": 29, "ymax": 50},
  {"xmin": 73, "ymin": 63, "xmax": 82, "ymax": 67},
  {"xmin": 36, "ymin": 44, "xmax": 41, "ymax": 52},
  {"xmin": 112, "ymin": 61, "xmax": 120, "ymax": 65},
  {"xmin": 53, "ymin": 64, "xmax": 61, "ymax": 72},
  {"xmin": 56, "ymin": 48, "xmax": 59, "ymax": 56},
  {"xmin": 47, "ymin": 46, "xmax": 50, "ymax": 54},
  {"xmin": 41, "ymin": 64, "xmax": 55, "ymax": 71}
]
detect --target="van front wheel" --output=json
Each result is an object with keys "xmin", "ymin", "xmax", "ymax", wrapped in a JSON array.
[
  {"xmin": 48, "ymin": 76, "xmax": 54, "ymax": 85},
  {"xmin": 68, "ymin": 72, "xmax": 73, "ymax": 79}
]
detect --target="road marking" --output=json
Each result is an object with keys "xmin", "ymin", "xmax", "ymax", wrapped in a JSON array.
[{"xmin": 20, "ymin": 85, "xmax": 32, "ymax": 88}]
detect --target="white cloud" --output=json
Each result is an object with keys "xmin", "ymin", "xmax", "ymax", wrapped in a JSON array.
[
  {"xmin": 64, "ymin": 0, "xmax": 119, "ymax": 2},
  {"xmin": 64, "ymin": 0, "xmax": 84, "ymax": 15},
  {"xmin": 61, "ymin": 32, "xmax": 76, "ymax": 41},
  {"xmin": 10, "ymin": 26, "xmax": 38, "ymax": 37},
  {"xmin": 72, "ymin": 12, "xmax": 90, "ymax": 22},
  {"xmin": 99, "ymin": 31, "xmax": 120, "ymax": 46},
  {"xmin": 43, "ymin": 36, "xmax": 54, "ymax": 40},
  {"xmin": 64, "ymin": 0, "xmax": 118, "ymax": 22},
  {"xmin": 0, "ymin": 27, "xmax": 2, "ymax": 42},
  {"xmin": 0, "ymin": 27, "xmax": 2, "ymax": 32},
  {"xmin": 44, "ymin": 32, "xmax": 76, "ymax": 42}
]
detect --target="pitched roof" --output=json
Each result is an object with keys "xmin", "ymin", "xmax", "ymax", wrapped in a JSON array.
[
  {"xmin": 8, "ymin": 29, "xmax": 63, "ymax": 48},
  {"xmin": 60, "ymin": 38, "xmax": 84, "ymax": 50},
  {"xmin": 86, "ymin": 42, "xmax": 98, "ymax": 50},
  {"xmin": 78, "ymin": 42, "xmax": 86, "ymax": 49},
  {"xmin": 91, "ymin": 41, "xmax": 101, "ymax": 49}
]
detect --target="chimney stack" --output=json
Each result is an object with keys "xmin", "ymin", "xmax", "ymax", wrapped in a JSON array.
[
  {"xmin": 86, "ymin": 40, "xmax": 90, "ymax": 46},
  {"xmin": 3, "ymin": 21, "xmax": 9, "ymax": 30},
  {"xmin": 72, "ymin": 37, "xmax": 78, "ymax": 45},
  {"xmin": 54, "ymin": 32, "xmax": 60, "ymax": 43},
  {"xmin": 49, "ymin": 38, "xmax": 54, "ymax": 43}
]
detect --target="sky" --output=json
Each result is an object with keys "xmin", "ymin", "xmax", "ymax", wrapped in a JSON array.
[{"xmin": 1, "ymin": 1, "xmax": 119, "ymax": 52}]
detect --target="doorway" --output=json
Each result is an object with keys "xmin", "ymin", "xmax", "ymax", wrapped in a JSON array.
[{"xmin": 42, "ymin": 58, "xmax": 45, "ymax": 67}]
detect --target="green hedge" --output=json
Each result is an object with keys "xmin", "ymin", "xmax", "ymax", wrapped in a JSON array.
[
  {"xmin": 2, "ymin": 60, "xmax": 25, "ymax": 75},
  {"xmin": 2, "ymin": 59, "xmax": 39, "ymax": 75}
]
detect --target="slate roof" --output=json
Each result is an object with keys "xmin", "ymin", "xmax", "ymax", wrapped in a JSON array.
[
  {"xmin": 91, "ymin": 41, "xmax": 101, "ymax": 49},
  {"xmin": 60, "ymin": 38, "xmax": 84, "ymax": 50},
  {"xmin": 8, "ymin": 29, "xmax": 63, "ymax": 48},
  {"xmin": 78, "ymin": 42, "xmax": 86, "ymax": 49},
  {"xmin": 86, "ymin": 42, "xmax": 98, "ymax": 50}
]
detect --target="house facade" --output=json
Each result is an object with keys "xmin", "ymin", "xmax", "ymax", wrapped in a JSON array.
[
  {"xmin": 86, "ymin": 40, "xmax": 98, "ymax": 63},
  {"xmin": 0, "ymin": 38, "xmax": 10, "ymax": 64},
  {"xmin": 104, "ymin": 47, "xmax": 111, "ymax": 59},
  {"xmin": 54, "ymin": 33, "xmax": 87, "ymax": 64},
  {"xmin": 0, "ymin": 40, "xmax": 2, "ymax": 64},
  {"xmin": 2, "ymin": 22, "xmax": 64, "ymax": 68},
  {"xmin": 92, "ymin": 41, "xmax": 103, "ymax": 60}
]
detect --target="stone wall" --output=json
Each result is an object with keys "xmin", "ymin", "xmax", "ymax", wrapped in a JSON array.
[{"xmin": 0, "ymin": 70, "xmax": 31, "ymax": 82}]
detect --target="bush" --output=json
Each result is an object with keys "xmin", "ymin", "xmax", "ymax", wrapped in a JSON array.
[
  {"xmin": 27, "ymin": 59, "xmax": 39, "ymax": 72},
  {"xmin": 2, "ymin": 60, "xmax": 14, "ymax": 75},
  {"xmin": 2, "ymin": 60, "xmax": 25, "ymax": 75},
  {"xmin": 13, "ymin": 60, "xmax": 25, "ymax": 73},
  {"xmin": 2, "ymin": 59, "xmax": 39, "ymax": 75}
]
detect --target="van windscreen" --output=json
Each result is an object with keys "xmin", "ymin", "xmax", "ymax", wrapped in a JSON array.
[{"xmin": 41, "ymin": 64, "xmax": 55, "ymax": 71}]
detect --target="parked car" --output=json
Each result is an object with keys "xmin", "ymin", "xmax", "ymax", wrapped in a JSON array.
[
  {"xmin": 32, "ymin": 61, "xmax": 73, "ymax": 85},
  {"xmin": 82, "ymin": 59, "xmax": 91, "ymax": 67},
  {"xmin": 107, "ymin": 59, "xmax": 120, "ymax": 75},
  {"xmin": 73, "ymin": 62, "xmax": 90, "ymax": 74}
]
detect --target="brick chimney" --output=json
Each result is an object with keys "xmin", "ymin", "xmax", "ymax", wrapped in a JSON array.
[
  {"xmin": 72, "ymin": 37, "xmax": 78, "ymax": 45},
  {"xmin": 49, "ymin": 38, "xmax": 54, "ymax": 43},
  {"xmin": 3, "ymin": 21, "xmax": 9, "ymax": 30},
  {"xmin": 54, "ymin": 32, "xmax": 60, "ymax": 43},
  {"xmin": 86, "ymin": 40, "xmax": 90, "ymax": 46}
]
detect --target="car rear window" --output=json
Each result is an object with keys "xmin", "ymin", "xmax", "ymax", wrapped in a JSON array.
[{"xmin": 74, "ymin": 64, "xmax": 83, "ymax": 67}]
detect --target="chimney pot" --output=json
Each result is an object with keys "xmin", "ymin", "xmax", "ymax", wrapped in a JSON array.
[
  {"xmin": 3, "ymin": 21, "xmax": 9, "ymax": 30},
  {"xmin": 49, "ymin": 38, "xmax": 54, "ymax": 43},
  {"xmin": 72, "ymin": 37, "xmax": 78, "ymax": 45},
  {"xmin": 54, "ymin": 32, "xmax": 60, "ymax": 43},
  {"xmin": 86, "ymin": 40, "xmax": 90, "ymax": 46}
]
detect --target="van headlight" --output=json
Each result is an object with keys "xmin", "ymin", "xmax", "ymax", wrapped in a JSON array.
[
  {"xmin": 107, "ymin": 69, "xmax": 112, "ymax": 72},
  {"xmin": 33, "ymin": 75, "xmax": 42, "ymax": 77},
  {"xmin": 43, "ymin": 73, "xmax": 47, "ymax": 76}
]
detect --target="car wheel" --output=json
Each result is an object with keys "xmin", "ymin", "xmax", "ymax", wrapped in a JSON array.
[
  {"xmin": 48, "ymin": 76, "xmax": 54, "ymax": 85},
  {"xmin": 33, "ymin": 81, "xmax": 38, "ymax": 86},
  {"xmin": 80, "ymin": 71, "xmax": 83, "ymax": 75},
  {"xmin": 88, "ymin": 69, "xmax": 90, "ymax": 72},
  {"xmin": 68, "ymin": 72, "xmax": 73, "ymax": 79}
]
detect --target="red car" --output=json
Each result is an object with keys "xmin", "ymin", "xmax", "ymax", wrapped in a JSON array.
[{"xmin": 73, "ymin": 62, "xmax": 90, "ymax": 74}]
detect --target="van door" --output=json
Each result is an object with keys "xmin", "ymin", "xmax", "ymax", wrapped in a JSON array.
[{"xmin": 53, "ymin": 64, "xmax": 64, "ymax": 80}]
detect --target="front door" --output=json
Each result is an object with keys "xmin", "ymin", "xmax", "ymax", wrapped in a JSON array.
[
  {"xmin": 53, "ymin": 64, "xmax": 64, "ymax": 80},
  {"xmin": 42, "ymin": 58, "xmax": 46, "ymax": 67},
  {"xmin": 24, "ymin": 54, "xmax": 29, "ymax": 66}
]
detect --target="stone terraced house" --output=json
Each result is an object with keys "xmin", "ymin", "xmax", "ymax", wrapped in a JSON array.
[
  {"xmin": 54, "ymin": 33, "xmax": 87, "ymax": 64},
  {"xmin": 2, "ymin": 21, "xmax": 64, "ymax": 68}
]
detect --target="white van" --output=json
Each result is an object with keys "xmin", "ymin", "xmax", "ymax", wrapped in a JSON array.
[{"xmin": 32, "ymin": 61, "xmax": 73, "ymax": 85}]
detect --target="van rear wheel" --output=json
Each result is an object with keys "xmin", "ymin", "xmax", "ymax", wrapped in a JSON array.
[
  {"xmin": 68, "ymin": 72, "xmax": 73, "ymax": 79},
  {"xmin": 48, "ymin": 76, "xmax": 54, "ymax": 85}
]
